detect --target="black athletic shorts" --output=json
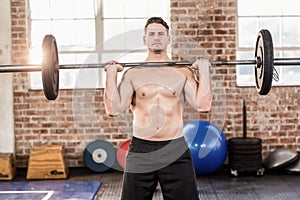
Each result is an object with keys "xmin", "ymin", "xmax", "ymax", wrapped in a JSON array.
[{"xmin": 121, "ymin": 136, "xmax": 199, "ymax": 200}]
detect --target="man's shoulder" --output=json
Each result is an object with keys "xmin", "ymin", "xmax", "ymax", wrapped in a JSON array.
[
  {"xmin": 122, "ymin": 67, "xmax": 138, "ymax": 77},
  {"xmin": 124, "ymin": 66, "xmax": 137, "ymax": 72},
  {"xmin": 176, "ymin": 66, "xmax": 194, "ymax": 74}
]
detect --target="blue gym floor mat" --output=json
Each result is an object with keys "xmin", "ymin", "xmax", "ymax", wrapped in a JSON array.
[{"xmin": 0, "ymin": 181, "xmax": 102, "ymax": 200}]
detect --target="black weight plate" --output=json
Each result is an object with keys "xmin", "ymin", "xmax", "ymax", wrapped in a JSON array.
[
  {"xmin": 229, "ymin": 154, "xmax": 262, "ymax": 163},
  {"xmin": 228, "ymin": 137, "xmax": 262, "ymax": 147},
  {"xmin": 230, "ymin": 162, "xmax": 263, "ymax": 169},
  {"xmin": 229, "ymin": 154, "xmax": 262, "ymax": 161},
  {"xmin": 230, "ymin": 163, "xmax": 263, "ymax": 170},
  {"xmin": 229, "ymin": 155, "xmax": 262, "ymax": 164},
  {"xmin": 229, "ymin": 158, "xmax": 262, "ymax": 167},
  {"xmin": 229, "ymin": 144, "xmax": 262, "ymax": 153},
  {"xmin": 229, "ymin": 148, "xmax": 262, "ymax": 155},
  {"xmin": 228, "ymin": 137, "xmax": 262, "ymax": 145},
  {"xmin": 84, "ymin": 140, "xmax": 116, "ymax": 173},
  {"xmin": 229, "ymin": 143, "xmax": 262, "ymax": 151},
  {"xmin": 254, "ymin": 29, "xmax": 274, "ymax": 95},
  {"xmin": 230, "ymin": 166, "xmax": 263, "ymax": 173},
  {"xmin": 42, "ymin": 35, "xmax": 59, "ymax": 100}
]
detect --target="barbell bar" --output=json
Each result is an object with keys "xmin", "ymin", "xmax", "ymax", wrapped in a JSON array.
[
  {"xmin": 1, "ymin": 57, "xmax": 299, "ymax": 72},
  {"xmin": 0, "ymin": 29, "xmax": 299, "ymax": 100}
]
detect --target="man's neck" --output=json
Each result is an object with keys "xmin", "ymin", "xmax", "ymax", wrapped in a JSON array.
[{"xmin": 145, "ymin": 50, "xmax": 172, "ymax": 62}]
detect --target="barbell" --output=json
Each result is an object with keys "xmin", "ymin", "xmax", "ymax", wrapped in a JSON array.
[{"xmin": 1, "ymin": 29, "xmax": 300, "ymax": 100}]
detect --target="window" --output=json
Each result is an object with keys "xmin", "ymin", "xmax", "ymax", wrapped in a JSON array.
[
  {"xmin": 29, "ymin": 0, "xmax": 170, "ymax": 89},
  {"xmin": 29, "ymin": 0, "xmax": 97, "ymax": 89},
  {"xmin": 237, "ymin": 0, "xmax": 300, "ymax": 86}
]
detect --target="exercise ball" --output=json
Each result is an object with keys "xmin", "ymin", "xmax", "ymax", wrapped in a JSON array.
[{"xmin": 183, "ymin": 120, "xmax": 227, "ymax": 175}]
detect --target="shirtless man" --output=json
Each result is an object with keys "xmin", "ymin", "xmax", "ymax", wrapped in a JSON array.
[{"xmin": 104, "ymin": 17, "xmax": 212, "ymax": 200}]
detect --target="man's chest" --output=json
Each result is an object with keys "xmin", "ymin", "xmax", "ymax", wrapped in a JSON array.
[{"xmin": 130, "ymin": 68, "xmax": 187, "ymax": 92}]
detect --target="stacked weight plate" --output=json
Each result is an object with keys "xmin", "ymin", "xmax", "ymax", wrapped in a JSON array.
[
  {"xmin": 228, "ymin": 100, "xmax": 264, "ymax": 176},
  {"xmin": 228, "ymin": 138, "xmax": 264, "ymax": 176}
]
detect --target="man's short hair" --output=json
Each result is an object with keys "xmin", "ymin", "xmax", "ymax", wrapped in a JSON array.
[{"xmin": 144, "ymin": 17, "xmax": 169, "ymax": 34}]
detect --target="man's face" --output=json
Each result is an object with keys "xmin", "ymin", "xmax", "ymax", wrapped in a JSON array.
[{"xmin": 143, "ymin": 23, "xmax": 170, "ymax": 52}]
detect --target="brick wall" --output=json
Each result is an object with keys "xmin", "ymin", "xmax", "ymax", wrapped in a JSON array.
[
  {"xmin": 170, "ymin": 0, "xmax": 300, "ymax": 159},
  {"xmin": 11, "ymin": 0, "xmax": 300, "ymax": 167}
]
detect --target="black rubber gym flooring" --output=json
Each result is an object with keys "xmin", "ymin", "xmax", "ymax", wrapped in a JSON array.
[{"xmin": 9, "ymin": 166, "xmax": 300, "ymax": 200}]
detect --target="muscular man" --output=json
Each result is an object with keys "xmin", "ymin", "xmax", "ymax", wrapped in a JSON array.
[{"xmin": 104, "ymin": 17, "xmax": 212, "ymax": 200}]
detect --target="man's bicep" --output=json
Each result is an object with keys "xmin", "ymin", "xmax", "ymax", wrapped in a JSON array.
[
  {"xmin": 118, "ymin": 74, "xmax": 134, "ymax": 108},
  {"xmin": 183, "ymin": 71, "xmax": 200, "ymax": 110},
  {"xmin": 104, "ymin": 71, "xmax": 134, "ymax": 116}
]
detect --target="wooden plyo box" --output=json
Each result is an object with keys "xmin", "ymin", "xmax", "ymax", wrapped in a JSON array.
[
  {"xmin": 26, "ymin": 145, "xmax": 68, "ymax": 179},
  {"xmin": 0, "ymin": 153, "xmax": 17, "ymax": 180}
]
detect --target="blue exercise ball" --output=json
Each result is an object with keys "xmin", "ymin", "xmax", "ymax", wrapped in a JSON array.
[{"xmin": 183, "ymin": 120, "xmax": 227, "ymax": 175}]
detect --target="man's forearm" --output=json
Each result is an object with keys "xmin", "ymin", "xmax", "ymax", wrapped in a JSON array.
[
  {"xmin": 104, "ymin": 68, "xmax": 119, "ymax": 116},
  {"xmin": 197, "ymin": 70, "xmax": 212, "ymax": 112}
]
